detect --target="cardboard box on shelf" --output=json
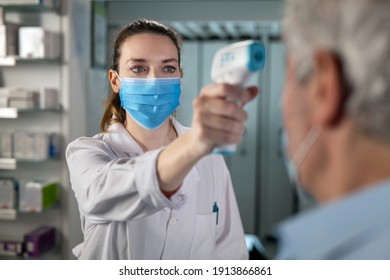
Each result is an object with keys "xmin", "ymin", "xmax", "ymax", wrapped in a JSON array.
[
  {"xmin": 0, "ymin": 87, "xmax": 59, "ymax": 110},
  {"xmin": 23, "ymin": 226, "xmax": 56, "ymax": 258},
  {"xmin": 19, "ymin": 180, "xmax": 59, "ymax": 213},
  {"xmin": 18, "ymin": 27, "xmax": 59, "ymax": 59},
  {"xmin": 0, "ymin": 133, "xmax": 12, "ymax": 158},
  {"xmin": 0, "ymin": 23, "xmax": 18, "ymax": 57},
  {"xmin": 0, "ymin": 178, "xmax": 17, "ymax": 209}
]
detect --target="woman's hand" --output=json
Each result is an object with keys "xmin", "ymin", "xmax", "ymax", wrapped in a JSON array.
[
  {"xmin": 189, "ymin": 83, "xmax": 259, "ymax": 157},
  {"xmin": 157, "ymin": 83, "xmax": 259, "ymax": 194}
]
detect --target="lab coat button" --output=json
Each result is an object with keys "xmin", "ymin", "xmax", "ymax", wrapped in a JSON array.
[{"xmin": 169, "ymin": 217, "xmax": 178, "ymax": 226}]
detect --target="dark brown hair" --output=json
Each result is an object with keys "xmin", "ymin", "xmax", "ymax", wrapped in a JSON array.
[{"xmin": 100, "ymin": 18, "xmax": 183, "ymax": 132}]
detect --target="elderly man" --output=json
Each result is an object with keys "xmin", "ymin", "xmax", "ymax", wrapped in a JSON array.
[{"xmin": 276, "ymin": 0, "xmax": 390, "ymax": 259}]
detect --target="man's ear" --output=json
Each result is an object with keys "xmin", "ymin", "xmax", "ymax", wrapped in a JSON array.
[
  {"xmin": 109, "ymin": 69, "xmax": 120, "ymax": 93},
  {"xmin": 311, "ymin": 49, "xmax": 345, "ymax": 127}
]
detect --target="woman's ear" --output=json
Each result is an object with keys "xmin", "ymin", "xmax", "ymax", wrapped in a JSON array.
[
  {"xmin": 109, "ymin": 69, "xmax": 121, "ymax": 93},
  {"xmin": 180, "ymin": 68, "xmax": 184, "ymax": 78}
]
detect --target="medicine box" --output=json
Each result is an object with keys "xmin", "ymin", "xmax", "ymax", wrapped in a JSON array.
[
  {"xmin": 0, "ymin": 23, "xmax": 18, "ymax": 57},
  {"xmin": 0, "ymin": 96, "xmax": 7, "ymax": 107},
  {"xmin": 13, "ymin": 132, "xmax": 46, "ymax": 160},
  {"xmin": 19, "ymin": 181, "xmax": 58, "ymax": 212},
  {"xmin": 0, "ymin": 240, "xmax": 23, "ymax": 257},
  {"xmin": 48, "ymin": 133, "xmax": 60, "ymax": 158},
  {"xmin": 19, "ymin": 27, "xmax": 59, "ymax": 59},
  {"xmin": 10, "ymin": 132, "xmax": 59, "ymax": 160},
  {"xmin": 23, "ymin": 226, "xmax": 56, "ymax": 258},
  {"xmin": 0, "ymin": 87, "xmax": 59, "ymax": 109},
  {"xmin": 38, "ymin": 88, "xmax": 59, "ymax": 109},
  {"xmin": 0, "ymin": 178, "xmax": 17, "ymax": 209},
  {"xmin": 13, "ymin": 132, "xmax": 48, "ymax": 160},
  {"xmin": 12, "ymin": 132, "xmax": 29, "ymax": 160},
  {"xmin": 0, "ymin": 88, "xmax": 8, "ymax": 107},
  {"xmin": 0, "ymin": 87, "xmax": 39, "ymax": 109},
  {"xmin": 0, "ymin": 133, "xmax": 12, "ymax": 158}
]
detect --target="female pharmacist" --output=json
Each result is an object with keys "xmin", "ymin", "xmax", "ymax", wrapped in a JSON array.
[{"xmin": 66, "ymin": 19, "xmax": 258, "ymax": 259}]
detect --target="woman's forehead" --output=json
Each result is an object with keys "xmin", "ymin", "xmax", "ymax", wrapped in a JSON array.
[{"xmin": 120, "ymin": 33, "xmax": 178, "ymax": 60}]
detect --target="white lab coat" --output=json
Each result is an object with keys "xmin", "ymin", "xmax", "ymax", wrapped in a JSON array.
[{"xmin": 66, "ymin": 120, "xmax": 248, "ymax": 259}]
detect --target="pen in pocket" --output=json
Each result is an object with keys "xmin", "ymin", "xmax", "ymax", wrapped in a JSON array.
[{"xmin": 213, "ymin": 202, "xmax": 219, "ymax": 225}]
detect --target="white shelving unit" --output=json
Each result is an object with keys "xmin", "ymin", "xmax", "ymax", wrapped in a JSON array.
[
  {"xmin": 0, "ymin": 0, "xmax": 92, "ymax": 260},
  {"xmin": 0, "ymin": 2, "xmax": 63, "ymax": 259}
]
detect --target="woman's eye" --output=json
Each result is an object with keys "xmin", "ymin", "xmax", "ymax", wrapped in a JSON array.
[
  {"xmin": 131, "ymin": 66, "xmax": 147, "ymax": 73},
  {"xmin": 163, "ymin": 66, "xmax": 176, "ymax": 73}
]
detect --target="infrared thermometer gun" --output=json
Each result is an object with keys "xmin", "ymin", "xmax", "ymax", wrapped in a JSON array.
[{"xmin": 211, "ymin": 40, "xmax": 266, "ymax": 155}]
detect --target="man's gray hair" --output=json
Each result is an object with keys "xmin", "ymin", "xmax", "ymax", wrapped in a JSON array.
[{"xmin": 283, "ymin": 0, "xmax": 390, "ymax": 142}]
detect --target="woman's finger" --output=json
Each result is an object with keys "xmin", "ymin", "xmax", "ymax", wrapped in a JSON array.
[
  {"xmin": 193, "ymin": 97, "xmax": 248, "ymax": 122},
  {"xmin": 200, "ymin": 83, "xmax": 260, "ymax": 105},
  {"xmin": 201, "ymin": 113, "xmax": 246, "ymax": 135}
]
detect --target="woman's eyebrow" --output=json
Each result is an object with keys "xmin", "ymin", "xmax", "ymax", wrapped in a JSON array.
[
  {"xmin": 162, "ymin": 58, "xmax": 178, "ymax": 64},
  {"xmin": 125, "ymin": 58, "xmax": 178, "ymax": 64},
  {"xmin": 126, "ymin": 58, "xmax": 147, "ymax": 63}
]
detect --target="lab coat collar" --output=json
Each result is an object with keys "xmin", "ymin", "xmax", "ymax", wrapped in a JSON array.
[
  {"xmin": 104, "ymin": 118, "xmax": 190, "ymax": 153},
  {"xmin": 104, "ymin": 122, "xmax": 143, "ymax": 157},
  {"xmin": 104, "ymin": 119, "xmax": 200, "ymax": 196},
  {"xmin": 104, "ymin": 119, "xmax": 187, "ymax": 157}
]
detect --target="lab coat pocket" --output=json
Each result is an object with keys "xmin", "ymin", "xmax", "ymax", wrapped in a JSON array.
[{"xmin": 189, "ymin": 212, "xmax": 217, "ymax": 259}]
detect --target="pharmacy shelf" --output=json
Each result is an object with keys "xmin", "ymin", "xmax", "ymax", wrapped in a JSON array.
[
  {"xmin": 0, "ymin": 4, "xmax": 58, "ymax": 13},
  {"xmin": 0, "ymin": 108, "xmax": 17, "ymax": 118},
  {"xmin": 0, "ymin": 158, "xmax": 16, "ymax": 170},
  {"xmin": 0, "ymin": 107, "xmax": 62, "ymax": 119},
  {"xmin": 0, "ymin": 204, "xmax": 60, "ymax": 221},
  {"xmin": 0, "ymin": 208, "xmax": 16, "ymax": 220},
  {"xmin": 0, "ymin": 0, "xmax": 87, "ymax": 260},
  {"xmin": 0, "ymin": 157, "xmax": 58, "ymax": 170},
  {"xmin": 0, "ymin": 249, "xmax": 61, "ymax": 260},
  {"xmin": 0, "ymin": 56, "xmax": 60, "ymax": 66}
]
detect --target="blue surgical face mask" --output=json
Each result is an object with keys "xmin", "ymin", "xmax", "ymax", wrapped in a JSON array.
[
  {"xmin": 280, "ymin": 63, "xmax": 321, "ymax": 203},
  {"xmin": 116, "ymin": 72, "xmax": 181, "ymax": 130},
  {"xmin": 281, "ymin": 128, "xmax": 321, "ymax": 204}
]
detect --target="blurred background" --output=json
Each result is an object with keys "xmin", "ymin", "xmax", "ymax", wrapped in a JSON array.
[{"xmin": 0, "ymin": 0, "xmax": 311, "ymax": 259}]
